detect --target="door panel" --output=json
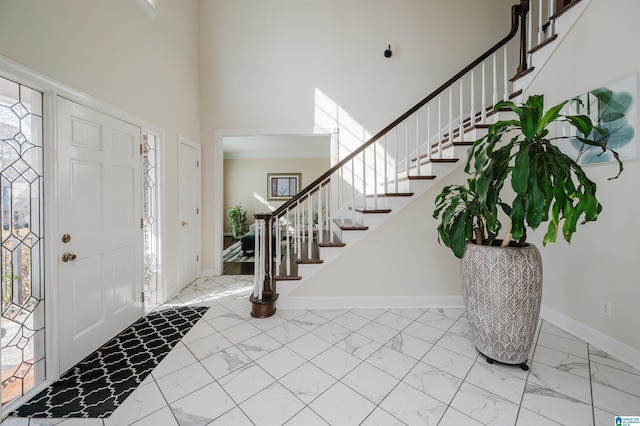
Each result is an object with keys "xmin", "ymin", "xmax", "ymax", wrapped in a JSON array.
[
  {"xmin": 177, "ymin": 140, "xmax": 201, "ymax": 290},
  {"xmin": 57, "ymin": 97, "xmax": 143, "ymax": 374}
]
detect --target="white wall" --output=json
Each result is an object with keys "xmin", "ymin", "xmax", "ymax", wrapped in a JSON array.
[
  {"xmin": 523, "ymin": 0, "xmax": 640, "ymax": 354},
  {"xmin": 200, "ymin": 0, "xmax": 514, "ymax": 271},
  {"xmin": 0, "ymin": 0, "xmax": 201, "ymax": 295}
]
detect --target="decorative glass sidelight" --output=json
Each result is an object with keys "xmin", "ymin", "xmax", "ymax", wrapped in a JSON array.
[
  {"xmin": 142, "ymin": 132, "xmax": 159, "ymax": 312},
  {"xmin": 0, "ymin": 77, "xmax": 45, "ymax": 404}
]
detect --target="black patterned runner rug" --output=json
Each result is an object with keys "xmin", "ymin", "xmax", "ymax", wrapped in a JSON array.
[{"xmin": 12, "ymin": 305, "xmax": 208, "ymax": 418}]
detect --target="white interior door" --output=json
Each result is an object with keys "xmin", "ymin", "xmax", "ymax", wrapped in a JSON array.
[
  {"xmin": 177, "ymin": 139, "xmax": 201, "ymax": 289},
  {"xmin": 57, "ymin": 97, "xmax": 143, "ymax": 373}
]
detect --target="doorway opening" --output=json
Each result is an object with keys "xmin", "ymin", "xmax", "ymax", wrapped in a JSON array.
[{"xmin": 221, "ymin": 134, "xmax": 331, "ymax": 275}]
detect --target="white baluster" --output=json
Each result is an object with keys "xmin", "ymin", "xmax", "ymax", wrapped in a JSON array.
[
  {"xmin": 471, "ymin": 69, "xmax": 476, "ymax": 126},
  {"xmin": 416, "ymin": 112, "xmax": 421, "ymax": 174},
  {"xmin": 492, "ymin": 53, "xmax": 498, "ymax": 106},
  {"xmin": 438, "ymin": 95, "xmax": 442, "ymax": 158},
  {"xmin": 338, "ymin": 166, "xmax": 344, "ymax": 229},
  {"xmin": 317, "ymin": 185, "xmax": 323, "ymax": 243},
  {"xmin": 373, "ymin": 139, "xmax": 378, "ymax": 209},
  {"xmin": 528, "ymin": 0, "xmax": 533, "ymax": 52},
  {"xmin": 548, "ymin": 0, "xmax": 555, "ymax": 37},
  {"xmin": 297, "ymin": 201, "xmax": 303, "ymax": 253},
  {"xmin": 448, "ymin": 87, "xmax": 453, "ymax": 149},
  {"xmin": 503, "ymin": 47, "xmax": 509, "ymax": 101},
  {"xmin": 325, "ymin": 181, "xmax": 332, "ymax": 243},
  {"xmin": 404, "ymin": 121, "xmax": 409, "ymax": 177},
  {"xmin": 538, "ymin": 0, "xmax": 543, "ymax": 44},
  {"xmin": 383, "ymin": 134, "xmax": 388, "ymax": 195},
  {"xmin": 482, "ymin": 61, "xmax": 487, "ymax": 121},
  {"xmin": 351, "ymin": 158, "xmax": 356, "ymax": 224},
  {"xmin": 274, "ymin": 218, "xmax": 281, "ymax": 273},
  {"xmin": 459, "ymin": 79, "xmax": 464, "ymax": 140},
  {"xmin": 307, "ymin": 193, "xmax": 313, "ymax": 259},
  {"xmin": 285, "ymin": 209, "xmax": 291, "ymax": 275},
  {"xmin": 426, "ymin": 104, "xmax": 431, "ymax": 163},
  {"xmin": 393, "ymin": 127, "xmax": 398, "ymax": 193}
]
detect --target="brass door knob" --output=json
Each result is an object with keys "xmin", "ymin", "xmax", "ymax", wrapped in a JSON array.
[
  {"xmin": 61, "ymin": 252, "xmax": 77, "ymax": 262},
  {"xmin": 181, "ymin": 221, "xmax": 189, "ymax": 226}
]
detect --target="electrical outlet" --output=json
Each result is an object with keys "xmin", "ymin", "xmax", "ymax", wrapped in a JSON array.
[{"xmin": 600, "ymin": 300, "xmax": 613, "ymax": 318}]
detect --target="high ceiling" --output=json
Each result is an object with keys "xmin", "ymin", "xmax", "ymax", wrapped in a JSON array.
[{"xmin": 223, "ymin": 134, "xmax": 331, "ymax": 159}]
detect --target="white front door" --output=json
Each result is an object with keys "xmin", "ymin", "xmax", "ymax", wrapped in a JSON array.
[
  {"xmin": 57, "ymin": 97, "xmax": 143, "ymax": 373},
  {"xmin": 177, "ymin": 139, "xmax": 201, "ymax": 290}
]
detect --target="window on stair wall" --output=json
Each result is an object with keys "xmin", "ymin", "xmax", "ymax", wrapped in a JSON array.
[{"xmin": 0, "ymin": 76, "xmax": 46, "ymax": 405}]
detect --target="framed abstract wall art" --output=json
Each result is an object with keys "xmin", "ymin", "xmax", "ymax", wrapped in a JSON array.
[{"xmin": 557, "ymin": 73, "xmax": 637, "ymax": 164}]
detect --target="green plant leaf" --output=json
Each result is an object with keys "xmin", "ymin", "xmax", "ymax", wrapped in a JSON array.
[
  {"xmin": 540, "ymin": 100, "xmax": 568, "ymax": 129},
  {"xmin": 519, "ymin": 106, "xmax": 539, "ymax": 140},
  {"xmin": 512, "ymin": 144, "xmax": 530, "ymax": 195},
  {"xmin": 510, "ymin": 194, "xmax": 526, "ymax": 241},
  {"xmin": 543, "ymin": 220, "xmax": 558, "ymax": 245},
  {"xmin": 564, "ymin": 115, "xmax": 594, "ymax": 137}
]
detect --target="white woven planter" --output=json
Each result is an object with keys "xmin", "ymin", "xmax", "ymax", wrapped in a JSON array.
[{"xmin": 461, "ymin": 242, "xmax": 543, "ymax": 367}]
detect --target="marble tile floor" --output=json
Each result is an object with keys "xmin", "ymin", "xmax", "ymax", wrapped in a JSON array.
[{"xmin": 4, "ymin": 275, "xmax": 640, "ymax": 425}]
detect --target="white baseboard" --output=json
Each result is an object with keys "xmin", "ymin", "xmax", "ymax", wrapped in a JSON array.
[
  {"xmin": 541, "ymin": 304, "xmax": 640, "ymax": 371},
  {"xmin": 201, "ymin": 269, "xmax": 216, "ymax": 277},
  {"xmin": 276, "ymin": 295, "xmax": 464, "ymax": 310}
]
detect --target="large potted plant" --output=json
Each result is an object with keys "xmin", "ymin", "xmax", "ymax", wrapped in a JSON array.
[
  {"xmin": 228, "ymin": 203, "xmax": 248, "ymax": 239},
  {"xmin": 434, "ymin": 95, "xmax": 622, "ymax": 369}
]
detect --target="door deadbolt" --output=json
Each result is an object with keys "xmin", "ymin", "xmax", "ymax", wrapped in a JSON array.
[
  {"xmin": 62, "ymin": 234, "xmax": 71, "ymax": 243},
  {"xmin": 62, "ymin": 252, "xmax": 77, "ymax": 262}
]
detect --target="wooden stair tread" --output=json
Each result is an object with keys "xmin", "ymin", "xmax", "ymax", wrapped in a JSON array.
[
  {"xmin": 529, "ymin": 34, "xmax": 558, "ymax": 55},
  {"xmin": 352, "ymin": 208, "xmax": 392, "ymax": 214},
  {"xmin": 367, "ymin": 192, "xmax": 414, "ymax": 197},
  {"xmin": 430, "ymin": 158, "xmax": 459, "ymax": 163},
  {"xmin": 407, "ymin": 175, "xmax": 436, "ymax": 180},
  {"xmin": 317, "ymin": 241, "xmax": 346, "ymax": 248},
  {"xmin": 411, "ymin": 140, "xmax": 474, "ymax": 162},
  {"xmin": 296, "ymin": 259, "xmax": 324, "ymax": 264},
  {"xmin": 333, "ymin": 219, "xmax": 368, "ymax": 230},
  {"xmin": 274, "ymin": 275, "xmax": 301, "ymax": 281}
]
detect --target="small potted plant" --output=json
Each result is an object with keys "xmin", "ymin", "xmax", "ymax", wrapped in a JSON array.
[
  {"xmin": 228, "ymin": 203, "xmax": 248, "ymax": 239},
  {"xmin": 433, "ymin": 94, "xmax": 622, "ymax": 369}
]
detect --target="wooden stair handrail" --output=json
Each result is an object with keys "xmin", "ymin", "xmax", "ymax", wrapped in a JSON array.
[{"xmin": 269, "ymin": 1, "xmax": 527, "ymax": 219}]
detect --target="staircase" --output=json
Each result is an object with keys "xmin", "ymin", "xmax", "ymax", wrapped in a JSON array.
[{"xmin": 250, "ymin": 0, "xmax": 590, "ymax": 318}]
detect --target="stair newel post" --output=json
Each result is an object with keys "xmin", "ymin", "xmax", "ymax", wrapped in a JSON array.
[
  {"xmin": 250, "ymin": 213, "xmax": 278, "ymax": 318},
  {"xmin": 517, "ymin": 0, "xmax": 531, "ymax": 75}
]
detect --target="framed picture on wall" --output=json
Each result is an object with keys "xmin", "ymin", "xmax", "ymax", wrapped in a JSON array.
[{"xmin": 267, "ymin": 173, "xmax": 301, "ymax": 200}]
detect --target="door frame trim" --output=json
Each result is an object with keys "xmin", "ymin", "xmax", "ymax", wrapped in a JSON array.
[{"xmin": 0, "ymin": 55, "xmax": 166, "ymax": 402}]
